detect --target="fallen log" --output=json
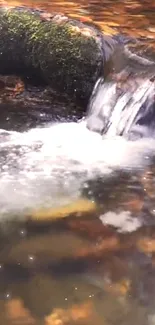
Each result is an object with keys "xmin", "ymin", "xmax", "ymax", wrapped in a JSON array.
[{"xmin": 0, "ymin": 6, "xmax": 116, "ymax": 106}]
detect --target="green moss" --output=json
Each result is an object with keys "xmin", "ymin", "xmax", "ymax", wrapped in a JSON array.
[{"xmin": 0, "ymin": 7, "xmax": 103, "ymax": 103}]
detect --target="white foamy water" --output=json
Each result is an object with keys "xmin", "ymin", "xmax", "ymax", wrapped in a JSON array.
[
  {"xmin": 86, "ymin": 76, "xmax": 155, "ymax": 136},
  {"xmin": 100, "ymin": 211, "xmax": 142, "ymax": 232},
  {"xmin": 0, "ymin": 120, "xmax": 154, "ymax": 216}
]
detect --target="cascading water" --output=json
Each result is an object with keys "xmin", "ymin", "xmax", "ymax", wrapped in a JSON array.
[
  {"xmin": 0, "ymin": 59, "xmax": 155, "ymax": 216},
  {"xmin": 0, "ymin": 114, "xmax": 154, "ymax": 217},
  {"xmin": 86, "ymin": 70, "xmax": 155, "ymax": 138}
]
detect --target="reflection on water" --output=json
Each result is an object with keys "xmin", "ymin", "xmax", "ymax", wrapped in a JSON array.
[{"xmin": 0, "ymin": 0, "xmax": 155, "ymax": 324}]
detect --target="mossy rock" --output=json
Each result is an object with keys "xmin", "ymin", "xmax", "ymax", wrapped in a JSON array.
[{"xmin": 0, "ymin": 6, "xmax": 116, "ymax": 105}]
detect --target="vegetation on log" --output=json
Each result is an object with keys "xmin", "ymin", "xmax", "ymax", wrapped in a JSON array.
[{"xmin": 0, "ymin": 6, "xmax": 116, "ymax": 105}]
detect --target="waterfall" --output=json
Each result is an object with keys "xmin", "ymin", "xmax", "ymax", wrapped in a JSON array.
[
  {"xmin": 0, "ymin": 59, "xmax": 155, "ymax": 215},
  {"xmin": 86, "ymin": 70, "xmax": 155, "ymax": 138}
]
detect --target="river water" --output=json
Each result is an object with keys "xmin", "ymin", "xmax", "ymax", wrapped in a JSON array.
[{"xmin": 0, "ymin": 1, "xmax": 155, "ymax": 325}]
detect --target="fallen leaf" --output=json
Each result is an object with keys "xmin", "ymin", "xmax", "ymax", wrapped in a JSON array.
[
  {"xmin": 45, "ymin": 302, "xmax": 102, "ymax": 325},
  {"xmin": 137, "ymin": 238, "xmax": 155, "ymax": 254},
  {"xmin": 67, "ymin": 13, "xmax": 83, "ymax": 20},
  {"xmin": 147, "ymin": 27, "xmax": 155, "ymax": 33},
  {"xmin": 13, "ymin": 80, "xmax": 25, "ymax": 96},
  {"xmin": 6, "ymin": 299, "xmax": 35, "ymax": 324},
  {"xmin": 107, "ymin": 21, "xmax": 120, "ymax": 27},
  {"xmin": 94, "ymin": 22, "xmax": 117, "ymax": 35},
  {"xmin": 104, "ymin": 278, "xmax": 131, "ymax": 296},
  {"xmin": 69, "ymin": 13, "xmax": 93, "ymax": 23}
]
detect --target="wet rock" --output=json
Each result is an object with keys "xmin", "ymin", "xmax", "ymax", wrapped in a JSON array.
[
  {"xmin": 82, "ymin": 173, "xmax": 144, "ymax": 213},
  {"xmin": 78, "ymin": 236, "xmax": 121, "ymax": 260},
  {"xmin": 83, "ymin": 259, "xmax": 131, "ymax": 298},
  {"xmin": 125, "ymin": 42, "xmax": 155, "ymax": 68},
  {"xmin": 120, "ymin": 196, "xmax": 143, "ymax": 213},
  {"xmin": 0, "ymin": 6, "xmax": 116, "ymax": 106},
  {"xmin": 1, "ymin": 231, "xmax": 92, "ymax": 269},
  {"xmin": 94, "ymin": 295, "xmax": 148, "ymax": 325},
  {"xmin": 0, "ymin": 75, "xmax": 83, "ymax": 131},
  {"xmin": 12, "ymin": 274, "xmax": 102, "ymax": 318},
  {"xmin": 141, "ymin": 170, "xmax": 155, "ymax": 199},
  {"xmin": 68, "ymin": 218, "xmax": 115, "ymax": 240}
]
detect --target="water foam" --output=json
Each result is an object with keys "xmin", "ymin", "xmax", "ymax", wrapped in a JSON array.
[
  {"xmin": 0, "ymin": 120, "xmax": 154, "ymax": 216},
  {"xmin": 86, "ymin": 76, "xmax": 155, "ymax": 136}
]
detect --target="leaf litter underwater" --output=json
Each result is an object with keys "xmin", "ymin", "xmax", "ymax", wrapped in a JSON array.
[
  {"xmin": 1, "ymin": 0, "xmax": 155, "ymax": 322},
  {"xmin": 1, "ymin": 117, "xmax": 155, "ymax": 324},
  {"xmin": 0, "ymin": 70, "xmax": 155, "ymax": 323}
]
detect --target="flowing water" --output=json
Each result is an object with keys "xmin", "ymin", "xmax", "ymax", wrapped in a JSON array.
[
  {"xmin": 86, "ymin": 76, "xmax": 155, "ymax": 137},
  {"xmin": 0, "ymin": 1, "xmax": 155, "ymax": 325}
]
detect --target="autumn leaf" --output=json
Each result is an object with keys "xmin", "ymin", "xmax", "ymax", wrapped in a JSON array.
[
  {"xmin": 137, "ymin": 237, "xmax": 155, "ymax": 254},
  {"xmin": 104, "ymin": 278, "xmax": 131, "ymax": 296},
  {"xmin": 6, "ymin": 299, "xmax": 35, "ymax": 324},
  {"xmin": 45, "ymin": 302, "xmax": 102, "ymax": 325}
]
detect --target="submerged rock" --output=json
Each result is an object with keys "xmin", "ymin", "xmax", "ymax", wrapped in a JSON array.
[{"xmin": 29, "ymin": 198, "xmax": 97, "ymax": 222}]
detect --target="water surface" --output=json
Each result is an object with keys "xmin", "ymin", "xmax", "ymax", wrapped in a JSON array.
[{"xmin": 0, "ymin": 1, "xmax": 155, "ymax": 325}]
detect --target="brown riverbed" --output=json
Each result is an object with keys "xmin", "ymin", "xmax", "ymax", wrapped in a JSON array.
[
  {"xmin": 1, "ymin": 0, "xmax": 155, "ymax": 40},
  {"xmin": 0, "ymin": 1, "xmax": 155, "ymax": 325}
]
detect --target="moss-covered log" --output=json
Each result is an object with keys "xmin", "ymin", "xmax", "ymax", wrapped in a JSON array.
[{"xmin": 0, "ymin": 6, "xmax": 116, "ymax": 105}]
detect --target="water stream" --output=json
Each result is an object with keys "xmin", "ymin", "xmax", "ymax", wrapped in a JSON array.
[
  {"xmin": 0, "ymin": 117, "xmax": 154, "ymax": 216},
  {"xmin": 0, "ymin": 1, "xmax": 155, "ymax": 325},
  {"xmin": 86, "ymin": 73, "xmax": 155, "ymax": 137}
]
